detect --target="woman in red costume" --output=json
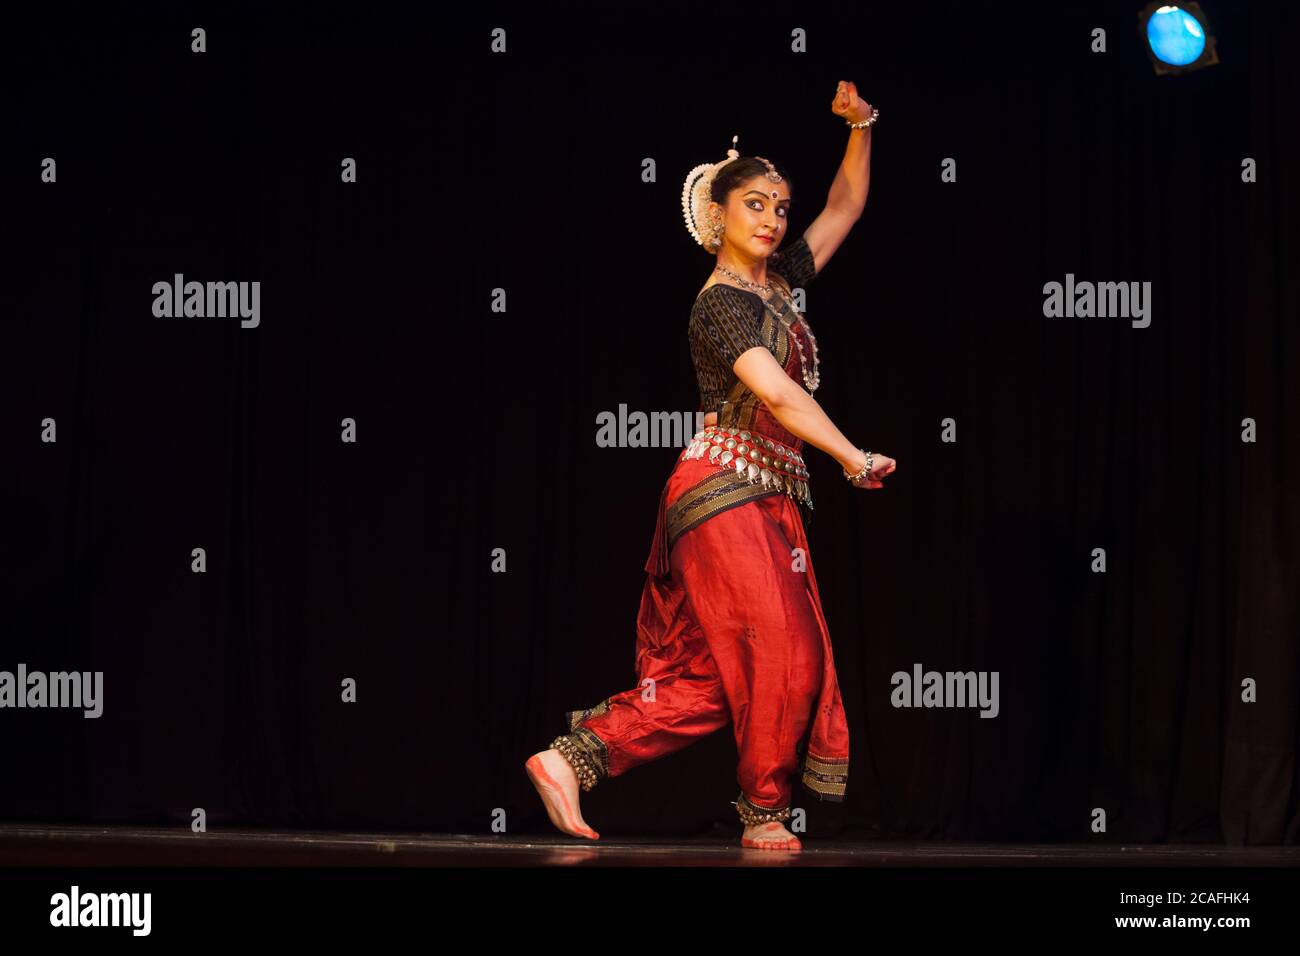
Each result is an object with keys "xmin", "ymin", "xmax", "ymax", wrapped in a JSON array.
[{"xmin": 526, "ymin": 81, "xmax": 897, "ymax": 851}]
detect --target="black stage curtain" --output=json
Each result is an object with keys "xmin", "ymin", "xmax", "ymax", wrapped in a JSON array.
[{"xmin": 7, "ymin": 1, "xmax": 1297, "ymax": 842}]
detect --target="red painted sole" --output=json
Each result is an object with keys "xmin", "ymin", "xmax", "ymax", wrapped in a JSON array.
[
  {"xmin": 741, "ymin": 838, "xmax": 802, "ymax": 850},
  {"xmin": 525, "ymin": 755, "xmax": 599, "ymax": 840}
]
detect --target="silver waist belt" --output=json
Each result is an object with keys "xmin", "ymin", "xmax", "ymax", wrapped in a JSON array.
[{"xmin": 681, "ymin": 424, "xmax": 813, "ymax": 508}]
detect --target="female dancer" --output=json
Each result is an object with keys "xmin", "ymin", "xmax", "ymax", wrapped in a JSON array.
[{"xmin": 526, "ymin": 81, "xmax": 896, "ymax": 851}]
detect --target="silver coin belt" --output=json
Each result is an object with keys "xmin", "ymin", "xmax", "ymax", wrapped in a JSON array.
[{"xmin": 681, "ymin": 425, "xmax": 813, "ymax": 508}]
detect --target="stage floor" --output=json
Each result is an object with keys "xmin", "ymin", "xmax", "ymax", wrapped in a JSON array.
[{"xmin": 1, "ymin": 824, "xmax": 1296, "ymax": 866}]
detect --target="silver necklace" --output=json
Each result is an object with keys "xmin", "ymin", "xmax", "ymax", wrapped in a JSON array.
[{"xmin": 713, "ymin": 263, "xmax": 821, "ymax": 393}]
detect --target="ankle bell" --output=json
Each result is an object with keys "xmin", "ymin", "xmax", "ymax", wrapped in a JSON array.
[
  {"xmin": 733, "ymin": 791, "xmax": 793, "ymax": 826},
  {"xmin": 550, "ymin": 733, "xmax": 603, "ymax": 793}
]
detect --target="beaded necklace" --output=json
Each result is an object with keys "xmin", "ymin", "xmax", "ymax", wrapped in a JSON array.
[{"xmin": 713, "ymin": 263, "xmax": 821, "ymax": 393}]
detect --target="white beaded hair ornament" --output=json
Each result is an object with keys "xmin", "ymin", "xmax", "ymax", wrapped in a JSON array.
[{"xmin": 682, "ymin": 134, "xmax": 783, "ymax": 251}]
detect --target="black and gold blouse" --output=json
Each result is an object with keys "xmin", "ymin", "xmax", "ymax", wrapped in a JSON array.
[{"xmin": 688, "ymin": 232, "xmax": 819, "ymax": 416}]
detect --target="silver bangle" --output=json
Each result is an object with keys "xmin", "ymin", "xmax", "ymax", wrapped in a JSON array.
[
  {"xmin": 844, "ymin": 448, "xmax": 874, "ymax": 485},
  {"xmin": 846, "ymin": 107, "xmax": 879, "ymax": 129}
]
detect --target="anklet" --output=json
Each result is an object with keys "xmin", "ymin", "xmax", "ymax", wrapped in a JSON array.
[
  {"xmin": 733, "ymin": 791, "xmax": 792, "ymax": 826},
  {"xmin": 550, "ymin": 731, "xmax": 606, "ymax": 792}
]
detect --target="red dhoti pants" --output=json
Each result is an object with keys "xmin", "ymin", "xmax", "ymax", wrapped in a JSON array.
[{"xmin": 551, "ymin": 432, "xmax": 850, "ymax": 818}]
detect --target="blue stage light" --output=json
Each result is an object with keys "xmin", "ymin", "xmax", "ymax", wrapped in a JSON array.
[
  {"xmin": 1137, "ymin": 1, "xmax": 1219, "ymax": 76},
  {"xmin": 1146, "ymin": 6, "xmax": 1206, "ymax": 66}
]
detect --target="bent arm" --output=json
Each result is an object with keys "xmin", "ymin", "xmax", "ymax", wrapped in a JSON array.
[{"xmin": 733, "ymin": 346, "xmax": 868, "ymax": 475}]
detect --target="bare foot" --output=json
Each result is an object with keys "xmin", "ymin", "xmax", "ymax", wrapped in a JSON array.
[
  {"xmin": 524, "ymin": 749, "xmax": 599, "ymax": 840},
  {"xmin": 741, "ymin": 821, "xmax": 802, "ymax": 851}
]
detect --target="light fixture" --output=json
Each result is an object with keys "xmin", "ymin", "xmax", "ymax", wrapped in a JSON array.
[{"xmin": 1137, "ymin": 2, "xmax": 1220, "ymax": 75}]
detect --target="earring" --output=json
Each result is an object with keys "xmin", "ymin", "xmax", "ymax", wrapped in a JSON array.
[{"xmin": 707, "ymin": 209, "xmax": 724, "ymax": 249}]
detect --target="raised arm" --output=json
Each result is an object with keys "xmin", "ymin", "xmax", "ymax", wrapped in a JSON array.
[{"xmin": 802, "ymin": 80, "xmax": 876, "ymax": 276}]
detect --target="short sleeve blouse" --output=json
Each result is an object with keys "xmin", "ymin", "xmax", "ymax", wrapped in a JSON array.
[{"xmin": 687, "ymin": 233, "xmax": 818, "ymax": 412}]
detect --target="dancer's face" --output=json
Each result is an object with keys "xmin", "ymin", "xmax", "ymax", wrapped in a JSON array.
[{"xmin": 715, "ymin": 175, "xmax": 790, "ymax": 259}]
